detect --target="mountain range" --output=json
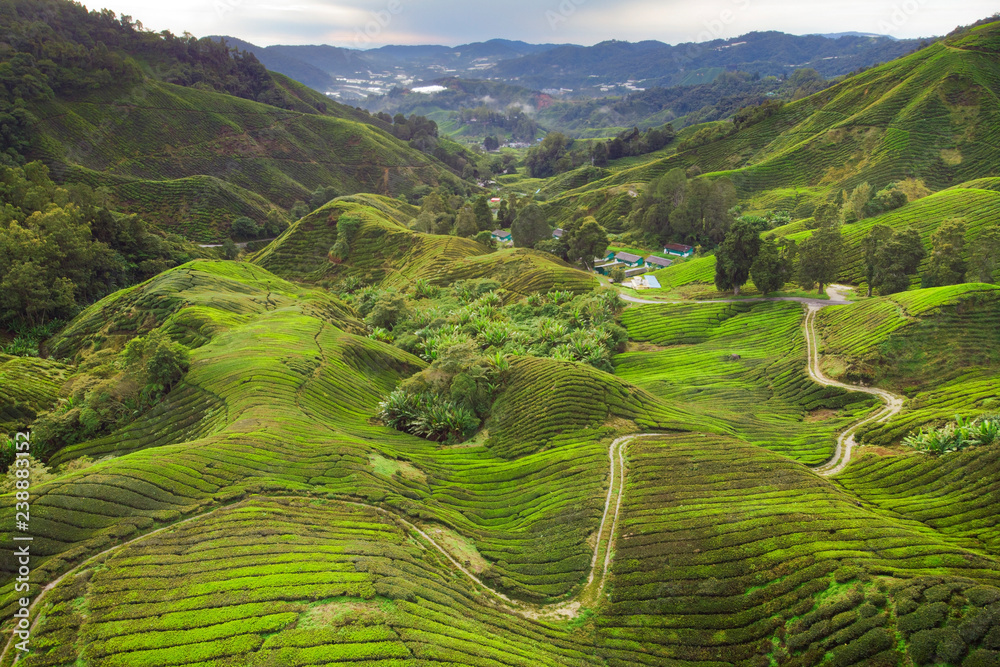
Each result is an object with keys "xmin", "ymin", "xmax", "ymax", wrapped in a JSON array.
[{"xmin": 214, "ymin": 31, "xmax": 926, "ymax": 100}]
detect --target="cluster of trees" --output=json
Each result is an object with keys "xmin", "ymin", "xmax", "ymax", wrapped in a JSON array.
[
  {"xmin": 411, "ymin": 191, "xmax": 494, "ymax": 240},
  {"xmin": 714, "ymin": 216, "xmax": 801, "ymax": 296},
  {"xmin": 457, "ymin": 106, "xmax": 538, "ymax": 142},
  {"xmin": 372, "ymin": 112, "xmax": 440, "ymax": 150},
  {"xmin": 0, "ymin": 162, "xmax": 200, "ymax": 325},
  {"xmin": 862, "ymin": 219, "xmax": 999, "ymax": 295},
  {"xmin": 406, "ymin": 189, "xmax": 609, "ymax": 271},
  {"xmin": 861, "ymin": 225, "xmax": 925, "ymax": 296},
  {"xmin": 288, "ymin": 185, "xmax": 341, "ymax": 220},
  {"xmin": 920, "ymin": 220, "xmax": 999, "ymax": 288},
  {"xmin": 31, "ymin": 328, "xmax": 189, "ymax": 460},
  {"xmin": 369, "ymin": 111, "xmax": 485, "ymax": 180},
  {"xmin": 524, "ymin": 125, "xmax": 675, "ymax": 178},
  {"xmin": 715, "ymin": 212, "xmax": 999, "ymax": 298},
  {"xmin": 841, "ymin": 181, "xmax": 908, "ymax": 224},
  {"xmin": 230, "ymin": 210, "xmax": 289, "ymax": 241},
  {"xmin": 628, "ymin": 168, "xmax": 738, "ymax": 248},
  {"xmin": 492, "ymin": 197, "xmax": 610, "ymax": 268},
  {"xmin": 714, "ymin": 213, "xmax": 845, "ymax": 296}
]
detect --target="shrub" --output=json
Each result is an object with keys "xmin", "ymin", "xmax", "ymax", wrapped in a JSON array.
[
  {"xmin": 898, "ymin": 601, "xmax": 950, "ymax": 633},
  {"xmin": 231, "ymin": 216, "xmax": 260, "ymax": 239},
  {"xmin": 376, "ymin": 389, "xmax": 479, "ymax": 442},
  {"xmin": 366, "ymin": 292, "xmax": 411, "ymax": 330}
]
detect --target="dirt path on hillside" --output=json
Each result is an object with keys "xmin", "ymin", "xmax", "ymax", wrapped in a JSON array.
[
  {"xmin": 802, "ymin": 304, "xmax": 905, "ymax": 476},
  {"xmin": 618, "ymin": 283, "xmax": 904, "ymax": 475},
  {"xmin": 0, "ymin": 432, "xmax": 663, "ymax": 651}
]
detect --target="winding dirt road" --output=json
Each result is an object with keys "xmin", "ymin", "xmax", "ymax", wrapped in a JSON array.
[
  {"xmin": 618, "ymin": 284, "xmax": 905, "ymax": 474},
  {"xmin": 803, "ymin": 305, "xmax": 905, "ymax": 476}
]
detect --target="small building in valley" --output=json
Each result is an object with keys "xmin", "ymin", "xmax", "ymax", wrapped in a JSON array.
[
  {"xmin": 614, "ymin": 251, "xmax": 644, "ymax": 268},
  {"xmin": 552, "ymin": 228, "xmax": 564, "ymax": 239},
  {"xmin": 594, "ymin": 261, "xmax": 624, "ymax": 276},
  {"xmin": 645, "ymin": 255, "xmax": 673, "ymax": 269},
  {"xmin": 491, "ymin": 229, "xmax": 512, "ymax": 243},
  {"xmin": 663, "ymin": 243, "xmax": 694, "ymax": 258}
]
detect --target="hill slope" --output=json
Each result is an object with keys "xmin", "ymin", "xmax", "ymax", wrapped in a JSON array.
[
  {"xmin": 252, "ymin": 195, "xmax": 598, "ymax": 296},
  {"xmin": 1, "ymin": 0, "xmax": 464, "ymax": 241},
  {"xmin": 542, "ymin": 20, "xmax": 1000, "ymax": 222}
]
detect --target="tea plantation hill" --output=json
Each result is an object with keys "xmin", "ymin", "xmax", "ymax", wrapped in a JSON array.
[
  {"xmin": 2, "ymin": 0, "xmax": 466, "ymax": 242},
  {"xmin": 250, "ymin": 194, "xmax": 599, "ymax": 296},
  {"xmin": 539, "ymin": 19, "xmax": 1000, "ymax": 229},
  {"xmin": 4, "ymin": 244, "xmax": 1000, "ymax": 664},
  {"xmin": 30, "ymin": 78, "xmax": 466, "ymax": 242}
]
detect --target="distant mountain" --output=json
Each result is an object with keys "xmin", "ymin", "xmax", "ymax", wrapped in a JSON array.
[
  {"xmin": 211, "ymin": 37, "xmax": 566, "ymax": 99},
  {"xmin": 215, "ymin": 31, "xmax": 928, "ymax": 102},
  {"xmin": 815, "ymin": 31, "xmax": 898, "ymax": 39},
  {"xmin": 490, "ymin": 31, "xmax": 926, "ymax": 91},
  {"xmin": 210, "ymin": 36, "xmax": 341, "ymax": 91}
]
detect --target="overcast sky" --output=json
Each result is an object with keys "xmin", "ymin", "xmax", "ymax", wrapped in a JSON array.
[{"xmin": 105, "ymin": 0, "xmax": 996, "ymax": 48}]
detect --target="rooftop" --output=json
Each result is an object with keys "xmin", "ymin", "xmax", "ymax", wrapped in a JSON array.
[
  {"xmin": 645, "ymin": 255, "xmax": 673, "ymax": 268},
  {"xmin": 616, "ymin": 251, "xmax": 642, "ymax": 263}
]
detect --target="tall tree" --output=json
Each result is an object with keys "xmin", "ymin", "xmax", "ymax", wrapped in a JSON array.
[
  {"xmin": 669, "ymin": 178, "xmax": 712, "ymax": 242},
  {"xmin": 510, "ymin": 204, "xmax": 550, "ymax": 249},
  {"xmin": 591, "ymin": 141, "xmax": 609, "ymax": 167},
  {"xmin": 874, "ymin": 228, "xmax": 925, "ymax": 294},
  {"xmin": 843, "ymin": 181, "xmax": 872, "ymax": 223},
  {"xmin": 714, "ymin": 216, "xmax": 766, "ymax": 295},
  {"xmin": 412, "ymin": 211, "xmax": 434, "ymax": 233},
  {"xmin": 797, "ymin": 222, "xmax": 844, "ymax": 294},
  {"xmin": 970, "ymin": 224, "xmax": 1000, "ymax": 284},
  {"xmin": 497, "ymin": 200, "xmax": 510, "ymax": 229},
  {"xmin": 566, "ymin": 218, "xmax": 609, "ymax": 268},
  {"xmin": 922, "ymin": 219, "xmax": 967, "ymax": 288},
  {"xmin": 749, "ymin": 236, "xmax": 794, "ymax": 295},
  {"xmin": 703, "ymin": 178, "xmax": 737, "ymax": 244},
  {"xmin": 861, "ymin": 224, "xmax": 894, "ymax": 297},
  {"xmin": 634, "ymin": 168, "xmax": 687, "ymax": 242},
  {"xmin": 473, "ymin": 196, "xmax": 493, "ymax": 232},
  {"xmin": 455, "ymin": 207, "xmax": 478, "ymax": 238}
]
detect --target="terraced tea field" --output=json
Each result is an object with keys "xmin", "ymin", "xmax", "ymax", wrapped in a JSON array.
[
  {"xmin": 4, "ymin": 261, "xmax": 1000, "ymax": 664},
  {"xmin": 252, "ymin": 196, "xmax": 598, "ymax": 296},
  {"xmin": 815, "ymin": 284, "xmax": 1000, "ymax": 447},
  {"xmin": 603, "ymin": 433, "xmax": 1000, "ymax": 666},
  {"xmin": 615, "ymin": 301, "xmax": 875, "ymax": 465},
  {"xmin": 31, "ymin": 79, "xmax": 462, "ymax": 240}
]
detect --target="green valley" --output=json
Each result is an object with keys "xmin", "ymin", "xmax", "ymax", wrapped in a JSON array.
[{"xmin": 3, "ymin": 3, "xmax": 1000, "ymax": 666}]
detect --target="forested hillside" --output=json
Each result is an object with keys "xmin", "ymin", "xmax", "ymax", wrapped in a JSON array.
[{"xmin": 0, "ymin": 0, "xmax": 469, "ymax": 240}]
